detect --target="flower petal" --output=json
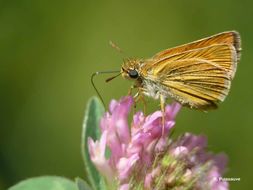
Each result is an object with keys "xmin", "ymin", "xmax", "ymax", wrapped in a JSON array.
[
  {"xmin": 87, "ymin": 131, "xmax": 114, "ymax": 183},
  {"xmin": 117, "ymin": 153, "xmax": 139, "ymax": 181},
  {"xmin": 165, "ymin": 102, "xmax": 182, "ymax": 120}
]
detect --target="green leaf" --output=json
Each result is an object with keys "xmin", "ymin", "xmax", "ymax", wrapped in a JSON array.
[
  {"xmin": 8, "ymin": 176, "xmax": 77, "ymax": 190},
  {"xmin": 82, "ymin": 97, "xmax": 105, "ymax": 190},
  {"xmin": 75, "ymin": 177, "xmax": 92, "ymax": 190}
]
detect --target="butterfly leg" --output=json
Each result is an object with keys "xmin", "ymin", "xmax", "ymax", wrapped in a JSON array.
[
  {"xmin": 160, "ymin": 94, "xmax": 166, "ymax": 136},
  {"xmin": 128, "ymin": 85, "xmax": 137, "ymax": 96},
  {"xmin": 137, "ymin": 92, "xmax": 147, "ymax": 114},
  {"xmin": 133, "ymin": 92, "xmax": 139, "ymax": 113},
  {"xmin": 128, "ymin": 85, "xmax": 147, "ymax": 114},
  {"xmin": 128, "ymin": 85, "xmax": 138, "ymax": 112},
  {"xmin": 140, "ymin": 94, "xmax": 147, "ymax": 115},
  {"xmin": 133, "ymin": 91, "xmax": 147, "ymax": 115}
]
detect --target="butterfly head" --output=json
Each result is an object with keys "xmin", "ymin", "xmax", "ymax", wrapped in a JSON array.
[{"xmin": 121, "ymin": 58, "xmax": 143, "ymax": 80}]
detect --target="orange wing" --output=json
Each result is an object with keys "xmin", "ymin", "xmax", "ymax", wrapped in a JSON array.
[
  {"xmin": 152, "ymin": 44, "xmax": 237, "ymax": 79},
  {"xmin": 142, "ymin": 31, "xmax": 241, "ymax": 109},
  {"xmin": 153, "ymin": 31, "xmax": 241, "ymax": 63},
  {"xmin": 158, "ymin": 58, "xmax": 231, "ymax": 109}
]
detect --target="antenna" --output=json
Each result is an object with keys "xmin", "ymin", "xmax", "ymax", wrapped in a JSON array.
[
  {"xmin": 91, "ymin": 70, "xmax": 121, "ymax": 107},
  {"xmin": 109, "ymin": 41, "xmax": 128, "ymax": 58}
]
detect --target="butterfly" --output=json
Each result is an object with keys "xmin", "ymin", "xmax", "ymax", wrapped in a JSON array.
[{"xmin": 120, "ymin": 31, "xmax": 241, "ymax": 115}]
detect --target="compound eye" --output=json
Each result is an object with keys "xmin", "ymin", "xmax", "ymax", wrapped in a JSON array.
[{"xmin": 128, "ymin": 69, "xmax": 139, "ymax": 79}]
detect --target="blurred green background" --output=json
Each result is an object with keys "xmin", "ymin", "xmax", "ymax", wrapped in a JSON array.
[{"xmin": 0, "ymin": 0, "xmax": 252, "ymax": 189}]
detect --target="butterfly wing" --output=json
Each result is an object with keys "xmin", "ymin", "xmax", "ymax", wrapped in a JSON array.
[
  {"xmin": 153, "ymin": 31, "xmax": 241, "ymax": 62},
  {"xmin": 143, "ymin": 32, "xmax": 241, "ymax": 110},
  {"xmin": 157, "ymin": 57, "xmax": 231, "ymax": 109}
]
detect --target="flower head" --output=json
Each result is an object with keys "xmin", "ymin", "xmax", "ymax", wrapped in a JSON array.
[{"xmin": 88, "ymin": 96, "xmax": 229, "ymax": 190}]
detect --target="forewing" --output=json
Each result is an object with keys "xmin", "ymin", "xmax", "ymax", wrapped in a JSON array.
[
  {"xmin": 153, "ymin": 31, "xmax": 241, "ymax": 62},
  {"xmin": 146, "ymin": 44, "xmax": 238, "ymax": 110},
  {"xmin": 151, "ymin": 44, "xmax": 237, "ymax": 79}
]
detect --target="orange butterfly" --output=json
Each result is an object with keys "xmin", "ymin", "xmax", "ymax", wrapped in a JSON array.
[{"xmin": 120, "ymin": 31, "xmax": 241, "ymax": 115}]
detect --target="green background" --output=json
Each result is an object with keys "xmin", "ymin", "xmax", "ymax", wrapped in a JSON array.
[{"xmin": 0, "ymin": 0, "xmax": 252, "ymax": 189}]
